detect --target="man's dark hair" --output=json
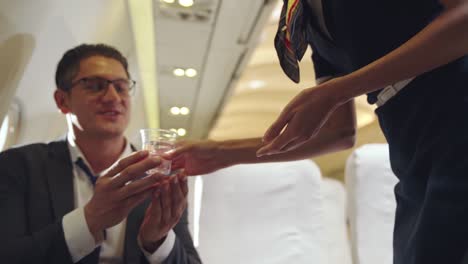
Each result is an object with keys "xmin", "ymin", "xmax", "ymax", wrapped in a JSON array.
[{"xmin": 55, "ymin": 43, "xmax": 130, "ymax": 91}]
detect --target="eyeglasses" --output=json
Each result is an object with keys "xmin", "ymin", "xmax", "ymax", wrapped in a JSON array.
[{"xmin": 69, "ymin": 77, "xmax": 136, "ymax": 97}]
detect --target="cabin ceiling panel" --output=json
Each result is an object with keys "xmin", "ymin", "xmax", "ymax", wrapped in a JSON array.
[
  {"xmin": 157, "ymin": 75, "xmax": 199, "ymax": 106},
  {"xmin": 0, "ymin": 0, "xmax": 53, "ymax": 37},
  {"xmin": 155, "ymin": 0, "xmax": 276, "ymax": 139},
  {"xmin": 188, "ymin": 45, "xmax": 246, "ymax": 138},
  {"xmin": 156, "ymin": 43, "xmax": 207, "ymax": 72}
]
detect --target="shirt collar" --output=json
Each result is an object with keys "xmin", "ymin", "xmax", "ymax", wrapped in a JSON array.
[{"xmin": 67, "ymin": 133, "xmax": 133, "ymax": 176}]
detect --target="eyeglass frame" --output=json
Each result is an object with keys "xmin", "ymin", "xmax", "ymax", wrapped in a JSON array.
[{"xmin": 66, "ymin": 76, "xmax": 137, "ymax": 97}]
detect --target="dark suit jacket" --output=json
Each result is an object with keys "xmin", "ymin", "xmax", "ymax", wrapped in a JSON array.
[{"xmin": 0, "ymin": 139, "xmax": 202, "ymax": 264}]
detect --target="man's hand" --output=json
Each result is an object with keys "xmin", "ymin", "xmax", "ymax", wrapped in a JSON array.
[
  {"xmin": 84, "ymin": 151, "xmax": 164, "ymax": 242},
  {"xmin": 163, "ymin": 140, "xmax": 228, "ymax": 176},
  {"xmin": 138, "ymin": 172, "xmax": 189, "ymax": 253}
]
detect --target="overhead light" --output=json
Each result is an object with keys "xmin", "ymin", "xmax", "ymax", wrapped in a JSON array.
[
  {"xmin": 161, "ymin": 0, "xmax": 175, "ymax": 3},
  {"xmin": 170, "ymin": 106, "xmax": 181, "ymax": 115},
  {"xmin": 173, "ymin": 68, "xmax": 185, "ymax": 77},
  {"xmin": 178, "ymin": 0, "xmax": 194, "ymax": 7},
  {"xmin": 185, "ymin": 68, "xmax": 197, "ymax": 78},
  {"xmin": 169, "ymin": 128, "xmax": 186, "ymax": 136},
  {"xmin": 173, "ymin": 67, "xmax": 198, "ymax": 78},
  {"xmin": 177, "ymin": 128, "xmax": 187, "ymax": 136},
  {"xmin": 248, "ymin": 80, "xmax": 266, "ymax": 89},
  {"xmin": 180, "ymin": 107, "xmax": 190, "ymax": 115}
]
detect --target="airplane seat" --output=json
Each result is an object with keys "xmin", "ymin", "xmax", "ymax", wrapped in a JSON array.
[
  {"xmin": 321, "ymin": 176, "xmax": 352, "ymax": 264},
  {"xmin": 197, "ymin": 160, "xmax": 335, "ymax": 264},
  {"xmin": 345, "ymin": 144, "xmax": 398, "ymax": 264}
]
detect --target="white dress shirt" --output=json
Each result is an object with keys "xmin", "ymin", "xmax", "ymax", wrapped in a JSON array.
[{"xmin": 62, "ymin": 134, "xmax": 176, "ymax": 263}]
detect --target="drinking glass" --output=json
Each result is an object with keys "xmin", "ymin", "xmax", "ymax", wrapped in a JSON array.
[{"xmin": 139, "ymin": 128, "xmax": 177, "ymax": 175}]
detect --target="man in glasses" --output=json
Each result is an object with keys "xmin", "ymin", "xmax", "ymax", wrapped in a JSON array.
[{"xmin": 0, "ymin": 44, "xmax": 201, "ymax": 264}]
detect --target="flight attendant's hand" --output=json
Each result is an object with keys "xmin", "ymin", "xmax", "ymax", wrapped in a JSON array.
[
  {"xmin": 257, "ymin": 80, "xmax": 345, "ymax": 156},
  {"xmin": 163, "ymin": 140, "xmax": 228, "ymax": 176}
]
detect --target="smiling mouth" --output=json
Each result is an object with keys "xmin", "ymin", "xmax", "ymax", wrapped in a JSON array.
[{"xmin": 99, "ymin": 111, "xmax": 122, "ymax": 116}]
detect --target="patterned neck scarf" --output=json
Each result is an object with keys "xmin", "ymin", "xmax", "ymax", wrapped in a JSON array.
[{"xmin": 274, "ymin": 0, "xmax": 308, "ymax": 83}]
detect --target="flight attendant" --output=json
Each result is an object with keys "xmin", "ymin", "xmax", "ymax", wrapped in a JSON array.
[
  {"xmin": 167, "ymin": 0, "xmax": 468, "ymax": 263},
  {"xmin": 257, "ymin": 1, "xmax": 468, "ymax": 263}
]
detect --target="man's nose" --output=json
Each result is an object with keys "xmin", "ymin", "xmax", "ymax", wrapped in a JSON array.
[{"xmin": 101, "ymin": 84, "xmax": 122, "ymax": 102}]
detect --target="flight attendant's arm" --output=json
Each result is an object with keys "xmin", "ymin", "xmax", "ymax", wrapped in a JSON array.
[{"xmin": 257, "ymin": 0, "xmax": 468, "ymax": 156}]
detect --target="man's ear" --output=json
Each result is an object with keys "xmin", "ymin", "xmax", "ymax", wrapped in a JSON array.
[{"xmin": 54, "ymin": 89, "xmax": 71, "ymax": 114}]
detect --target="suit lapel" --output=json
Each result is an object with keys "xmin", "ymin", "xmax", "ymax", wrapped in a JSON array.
[
  {"xmin": 124, "ymin": 144, "xmax": 146, "ymax": 263},
  {"xmin": 46, "ymin": 140, "xmax": 102, "ymax": 264},
  {"xmin": 44, "ymin": 140, "xmax": 149, "ymax": 263},
  {"xmin": 46, "ymin": 140, "xmax": 75, "ymax": 219}
]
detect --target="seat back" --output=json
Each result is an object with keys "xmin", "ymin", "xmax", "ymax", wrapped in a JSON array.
[
  {"xmin": 197, "ymin": 160, "xmax": 327, "ymax": 264},
  {"xmin": 345, "ymin": 144, "xmax": 398, "ymax": 264},
  {"xmin": 321, "ymin": 177, "xmax": 352, "ymax": 264}
]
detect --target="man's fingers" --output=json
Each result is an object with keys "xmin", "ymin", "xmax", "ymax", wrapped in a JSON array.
[
  {"xmin": 117, "ymin": 173, "xmax": 164, "ymax": 200},
  {"xmin": 170, "ymin": 176, "xmax": 186, "ymax": 219},
  {"xmin": 104, "ymin": 151, "xmax": 149, "ymax": 178},
  {"xmin": 175, "ymin": 173, "xmax": 189, "ymax": 197},
  {"xmin": 123, "ymin": 189, "xmax": 152, "ymax": 211},
  {"xmin": 149, "ymin": 188, "xmax": 162, "ymax": 223},
  {"xmin": 171, "ymin": 161, "xmax": 184, "ymax": 170},
  {"xmin": 110, "ymin": 157, "xmax": 162, "ymax": 187},
  {"xmin": 159, "ymin": 182, "xmax": 172, "ymax": 225}
]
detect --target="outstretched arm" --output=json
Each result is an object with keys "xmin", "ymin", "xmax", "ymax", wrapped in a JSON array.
[{"xmin": 165, "ymin": 100, "xmax": 356, "ymax": 176}]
